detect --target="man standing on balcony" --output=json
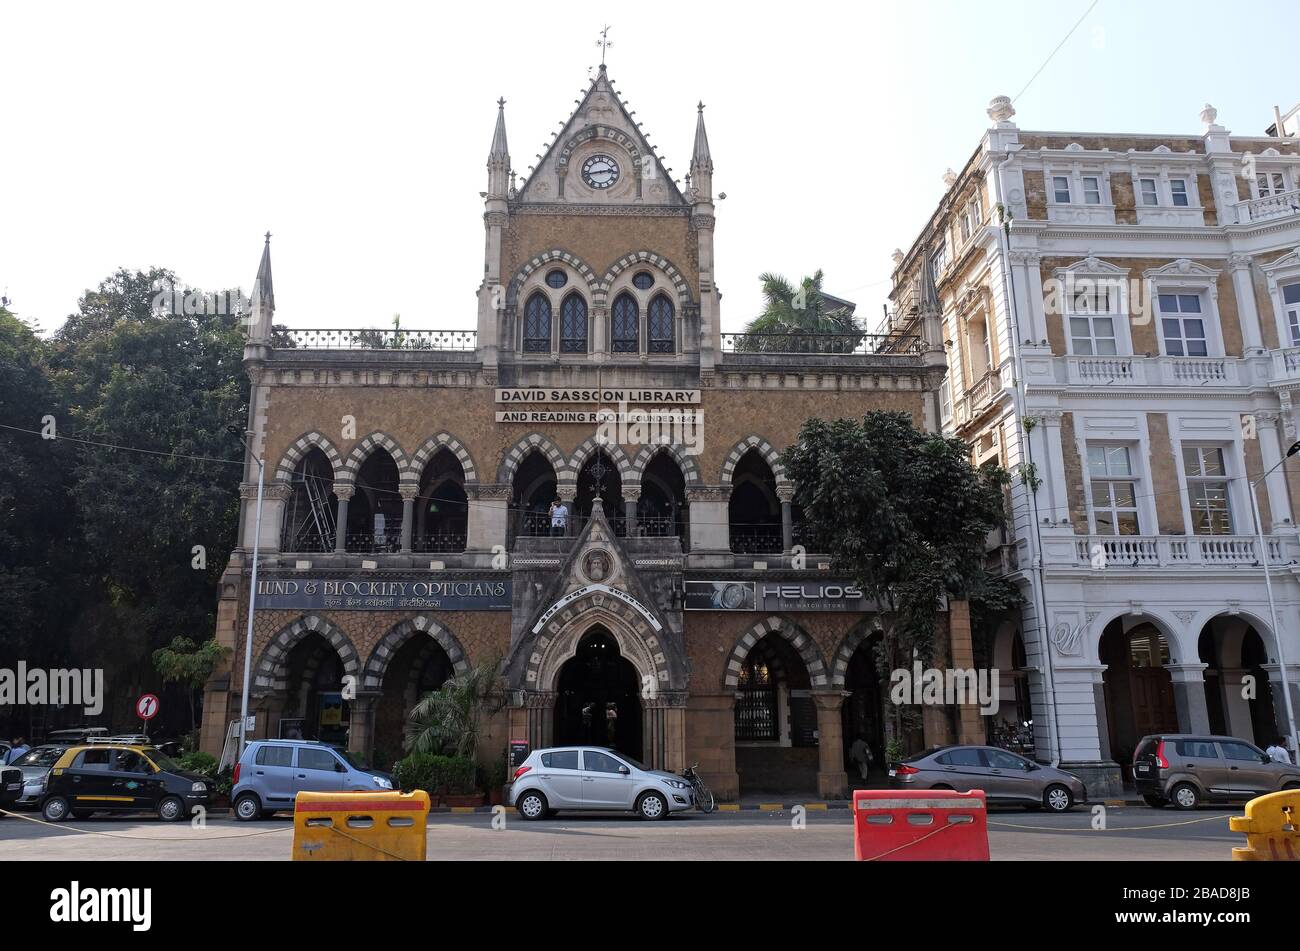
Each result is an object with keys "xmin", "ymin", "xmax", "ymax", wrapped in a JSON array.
[{"xmin": 549, "ymin": 497, "xmax": 569, "ymax": 537}]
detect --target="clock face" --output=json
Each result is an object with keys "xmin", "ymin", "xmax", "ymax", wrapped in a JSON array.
[{"xmin": 582, "ymin": 154, "xmax": 620, "ymax": 189}]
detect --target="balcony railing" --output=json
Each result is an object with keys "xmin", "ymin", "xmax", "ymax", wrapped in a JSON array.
[
  {"xmin": 955, "ymin": 369, "xmax": 1002, "ymax": 423},
  {"xmin": 413, "ymin": 532, "xmax": 468, "ymax": 554},
  {"xmin": 1068, "ymin": 534, "xmax": 1287, "ymax": 568},
  {"xmin": 730, "ymin": 523, "xmax": 784, "ymax": 554},
  {"xmin": 1065, "ymin": 355, "xmax": 1239, "ymax": 387},
  {"xmin": 1236, "ymin": 188, "xmax": 1300, "ymax": 224},
  {"xmin": 275, "ymin": 329, "xmax": 478, "ymax": 351},
  {"xmin": 721, "ymin": 332, "xmax": 923, "ymax": 355}
]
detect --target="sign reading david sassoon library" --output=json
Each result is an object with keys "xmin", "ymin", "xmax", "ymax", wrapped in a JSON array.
[
  {"xmin": 256, "ymin": 578, "xmax": 511, "ymax": 611},
  {"xmin": 495, "ymin": 388, "xmax": 700, "ymax": 404}
]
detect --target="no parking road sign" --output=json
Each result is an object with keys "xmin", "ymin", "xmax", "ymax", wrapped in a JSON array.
[{"xmin": 135, "ymin": 693, "xmax": 160, "ymax": 721}]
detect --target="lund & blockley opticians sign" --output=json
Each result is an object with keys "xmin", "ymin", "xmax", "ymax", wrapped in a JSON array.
[{"xmin": 256, "ymin": 578, "xmax": 511, "ymax": 611}]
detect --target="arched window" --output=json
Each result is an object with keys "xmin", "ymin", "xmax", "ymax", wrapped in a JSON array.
[
  {"xmin": 523, "ymin": 292, "xmax": 551, "ymax": 353},
  {"xmin": 611, "ymin": 292, "xmax": 639, "ymax": 353},
  {"xmin": 648, "ymin": 293, "xmax": 675, "ymax": 353},
  {"xmin": 561, "ymin": 293, "xmax": 588, "ymax": 353}
]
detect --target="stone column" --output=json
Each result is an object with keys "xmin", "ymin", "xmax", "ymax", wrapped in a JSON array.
[
  {"xmin": 1258, "ymin": 413, "xmax": 1294, "ymax": 530},
  {"xmin": 557, "ymin": 483, "xmax": 577, "ymax": 537},
  {"xmin": 1037, "ymin": 410, "xmax": 1071, "ymax": 526},
  {"xmin": 1227, "ymin": 254, "xmax": 1264, "ymax": 351},
  {"xmin": 812, "ymin": 690, "xmax": 849, "ymax": 800},
  {"xmin": 687, "ymin": 485, "xmax": 730, "ymax": 552},
  {"xmin": 242, "ymin": 481, "xmax": 293, "ymax": 553},
  {"xmin": 1263, "ymin": 664, "xmax": 1300, "ymax": 743},
  {"xmin": 525, "ymin": 691, "xmax": 556, "ymax": 750},
  {"xmin": 399, "ymin": 484, "xmax": 417, "ymax": 554},
  {"xmin": 467, "ymin": 483, "xmax": 509, "ymax": 554},
  {"xmin": 333, "ymin": 484, "xmax": 353, "ymax": 553},
  {"xmin": 778, "ymin": 484, "xmax": 795, "ymax": 553},
  {"xmin": 622, "ymin": 486, "xmax": 640, "ymax": 535},
  {"xmin": 1166, "ymin": 663, "xmax": 1212, "ymax": 734},
  {"xmin": 347, "ymin": 690, "xmax": 382, "ymax": 762},
  {"xmin": 947, "ymin": 600, "xmax": 986, "ymax": 744},
  {"xmin": 1218, "ymin": 668, "xmax": 1256, "ymax": 739}
]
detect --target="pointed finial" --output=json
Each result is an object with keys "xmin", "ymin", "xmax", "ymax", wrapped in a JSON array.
[
  {"xmin": 698, "ymin": 101, "xmax": 705, "ymax": 113},
  {"xmin": 497, "ymin": 97, "xmax": 506, "ymax": 109},
  {"xmin": 264, "ymin": 231, "xmax": 271, "ymax": 244},
  {"xmin": 596, "ymin": 24, "xmax": 613, "ymax": 65}
]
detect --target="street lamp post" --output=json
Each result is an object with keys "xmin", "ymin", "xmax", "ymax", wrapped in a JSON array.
[
  {"xmin": 233, "ymin": 427, "xmax": 265, "ymax": 757},
  {"xmin": 1248, "ymin": 440, "xmax": 1300, "ymax": 760}
]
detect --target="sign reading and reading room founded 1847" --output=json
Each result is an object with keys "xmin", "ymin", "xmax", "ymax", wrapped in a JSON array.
[{"xmin": 256, "ymin": 578, "xmax": 511, "ymax": 612}]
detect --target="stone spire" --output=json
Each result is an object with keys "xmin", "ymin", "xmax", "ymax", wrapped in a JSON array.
[
  {"xmin": 487, "ymin": 98, "xmax": 510, "ymax": 197},
  {"xmin": 248, "ymin": 232, "xmax": 275, "ymax": 341},
  {"xmin": 690, "ymin": 101, "xmax": 713, "ymax": 200}
]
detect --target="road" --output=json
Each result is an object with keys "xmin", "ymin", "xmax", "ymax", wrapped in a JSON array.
[{"xmin": 0, "ymin": 805, "xmax": 1241, "ymax": 860}]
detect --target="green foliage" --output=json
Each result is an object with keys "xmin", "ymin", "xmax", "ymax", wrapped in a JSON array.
[
  {"xmin": 0, "ymin": 268, "xmax": 250, "ymax": 737},
  {"xmin": 153, "ymin": 637, "xmax": 232, "ymax": 737},
  {"xmin": 392, "ymin": 752, "xmax": 476, "ymax": 795},
  {"xmin": 738, "ymin": 270, "xmax": 863, "ymax": 350},
  {"xmin": 176, "ymin": 750, "xmax": 218, "ymax": 776},
  {"xmin": 782, "ymin": 411, "xmax": 1021, "ymax": 749},
  {"xmin": 404, "ymin": 661, "xmax": 504, "ymax": 761}
]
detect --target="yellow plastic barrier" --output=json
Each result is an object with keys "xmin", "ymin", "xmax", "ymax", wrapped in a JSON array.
[
  {"xmin": 1229, "ymin": 788, "xmax": 1300, "ymax": 861},
  {"xmin": 292, "ymin": 790, "xmax": 430, "ymax": 861}
]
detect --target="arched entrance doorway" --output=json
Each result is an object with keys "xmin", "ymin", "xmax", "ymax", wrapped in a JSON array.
[
  {"xmin": 553, "ymin": 628, "xmax": 643, "ymax": 760},
  {"xmin": 1100, "ymin": 618, "xmax": 1178, "ymax": 769},
  {"xmin": 841, "ymin": 635, "xmax": 885, "ymax": 780},
  {"xmin": 734, "ymin": 632, "xmax": 819, "ymax": 794},
  {"xmin": 279, "ymin": 632, "xmax": 350, "ymax": 746},
  {"xmin": 372, "ymin": 637, "xmax": 456, "ymax": 770},
  {"xmin": 1199, "ymin": 616, "xmax": 1279, "ymax": 747}
]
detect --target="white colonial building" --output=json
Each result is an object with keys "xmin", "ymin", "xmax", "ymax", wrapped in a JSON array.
[{"xmin": 886, "ymin": 97, "xmax": 1300, "ymax": 795}]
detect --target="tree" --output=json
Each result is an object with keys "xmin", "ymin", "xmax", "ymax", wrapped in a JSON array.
[
  {"xmin": 781, "ymin": 411, "xmax": 1020, "ymax": 747},
  {"xmin": 739, "ymin": 270, "xmax": 863, "ymax": 352},
  {"xmin": 404, "ymin": 661, "xmax": 504, "ymax": 760},
  {"xmin": 152, "ymin": 636, "xmax": 232, "ymax": 740}
]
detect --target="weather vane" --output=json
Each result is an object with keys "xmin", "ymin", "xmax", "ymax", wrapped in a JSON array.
[{"xmin": 596, "ymin": 25, "xmax": 612, "ymax": 65}]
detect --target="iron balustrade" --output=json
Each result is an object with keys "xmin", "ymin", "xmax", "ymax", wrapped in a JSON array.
[
  {"xmin": 730, "ymin": 523, "xmax": 784, "ymax": 554},
  {"xmin": 413, "ymin": 532, "xmax": 468, "ymax": 554},
  {"xmin": 276, "ymin": 329, "xmax": 478, "ymax": 351},
  {"xmin": 281, "ymin": 529, "xmax": 333, "ymax": 553},
  {"xmin": 721, "ymin": 332, "xmax": 923, "ymax": 355},
  {"xmin": 345, "ymin": 531, "xmax": 402, "ymax": 554}
]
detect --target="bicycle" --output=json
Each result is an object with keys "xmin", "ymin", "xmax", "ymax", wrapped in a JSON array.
[{"xmin": 682, "ymin": 762, "xmax": 715, "ymax": 813}]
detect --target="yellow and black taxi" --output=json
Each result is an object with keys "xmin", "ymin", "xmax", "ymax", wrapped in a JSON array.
[{"xmin": 39, "ymin": 743, "xmax": 214, "ymax": 822}]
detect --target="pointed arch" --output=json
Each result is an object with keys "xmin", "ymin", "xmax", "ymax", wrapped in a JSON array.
[
  {"xmin": 722, "ymin": 616, "xmax": 828, "ymax": 689},
  {"xmin": 252, "ymin": 614, "xmax": 361, "ymax": 698},
  {"xmin": 360, "ymin": 616, "xmax": 472, "ymax": 691},
  {"xmin": 497, "ymin": 432, "xmax": 571, "ymax": 484},
  {"xmin": 721, "ymin": 435, "xmax": 787, "ymax": 484},
  {"xmin": 599, "ymin": 250, "xmax": 694, "ymax": 306},
  {"xmin": 507, "ymin": 249, "xmax": 602, "ymax": 306},
  {"xmin": 610, "ymin": 291, "xmax": 640, "ymax": 353},
  {"xmin": 647, "ymin": 292, "xmax": 675, "ymax": 353},
  {"xmin": 830, "ymin": 618, "xmax": 884, "ymax": 688},
  {"xmin": 411, "ymin": 432, "xmax": 478, "ymax": 484},
  {"xmin": 560, "ymin": 291, "xmax": 589, "ymax": 353},
  {"xmin": 275, "ymin": 432, "xmax": 344, "ymax": 482},
  {"xmin": 340, "ymin": 432, "xmax": 411, "ymax": 486},
  {"xmin": 522, "ymin": 292, "xmax": 552, "ymax": 352},
  {"xmin": 569, "ymin": 437, "xmax": 633, "ymax": 480},
  {"xmin": 632, "ymin": 442, "xmax": 700, "ymax": 484}
]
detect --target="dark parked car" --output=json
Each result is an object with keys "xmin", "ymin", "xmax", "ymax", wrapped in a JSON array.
[
  {"xmin": 890, "ymin": 745, "xmax": 1086, "ymax": 812},
  {"xmin": 1132, "ymin": 734, "xmax": 1300, "ymax": 809},
  {"xmin": 39, "ymin": 743, "xmax": 213, "ymax": 822},
  {"xmin": 0, "ymin": 766, "xmax": 23, "ymax": 815}
]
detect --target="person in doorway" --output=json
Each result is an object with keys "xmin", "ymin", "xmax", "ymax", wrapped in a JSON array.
[
  {"xmin": 848, "ymin": 734, "xmax": 873, "ymax": 780},
  {"xmin": 581, "ymin": 702, "xmax": 595, "ymax": 742},
  {"xmin": 1266, "ymin": 735, "xmax": 1293, "ymax": 765},
  {"xmin": 549, "ymin": 498, "xmax": 569, "ymax": 537},
  {"xmin": 605, "ymin": 701, "xmax": 618, "ymax": 745}
]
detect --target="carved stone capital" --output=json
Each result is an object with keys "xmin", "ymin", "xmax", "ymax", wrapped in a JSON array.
[
  {"xmin": 333, "ymin": 484, "xmax": 355, "ymax": 502},
  {"xmin": 686, "ymin": 484, "xmax": 731, "ymax": 503},
  {"xmin": 398, "ymin": 484, "xmax": 420, "ymax": 502}
]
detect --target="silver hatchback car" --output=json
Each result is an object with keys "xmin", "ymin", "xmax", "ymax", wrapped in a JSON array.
[
  {"xmin": 509, "ymin": 747, "xmax": 695, "ymax": 820},
  {"xmin": 890, "ymin": 745, "xmax": 1087, "ymax": 812}
]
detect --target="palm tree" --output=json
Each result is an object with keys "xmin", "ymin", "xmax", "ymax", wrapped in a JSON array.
[
  {"xmin": 739, "ymin": 270, "xmax": 864, "ymax": 352},
  {"xmin": 403, "ymin": 661, "xmax": 503, "ymax": 760}
]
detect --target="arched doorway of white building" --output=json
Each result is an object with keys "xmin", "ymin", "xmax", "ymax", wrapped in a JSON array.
[
  {"xmin": 1100, "ymin": 618, "xmax": 1179, "ymax": 770},
  {"xmin": 1198, "ymin": 615, "xmax": 1280, "ymax": 748}
]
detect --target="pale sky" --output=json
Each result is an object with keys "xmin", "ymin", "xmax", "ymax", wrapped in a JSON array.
[{"xmin": 2, "ymin": 0, "xmax": 1296, "ymax": 337}]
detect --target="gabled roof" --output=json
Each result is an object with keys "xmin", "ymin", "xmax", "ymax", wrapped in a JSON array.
[{"xmin": 514, "ymin": 64, "xmax": 687, "ymax": 206}]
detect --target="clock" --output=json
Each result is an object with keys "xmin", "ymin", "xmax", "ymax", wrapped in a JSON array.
[{"xmin": 582, "ymin": 154, "xmax": 620, "ymax": 189}]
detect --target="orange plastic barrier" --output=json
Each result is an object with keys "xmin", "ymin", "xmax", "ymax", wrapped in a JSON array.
[
  {"xmin": 852, "ymin": 789, "xmax": 989, "ymax": 861},
  {"xmin": 292, "ymin": 790, "xmax": 430, "ymax": 861}
]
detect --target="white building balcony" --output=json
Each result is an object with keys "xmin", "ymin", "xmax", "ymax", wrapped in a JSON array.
[
  {"xmin": 1234, "ymin": 188, "xmax": 1300, "ymax": 224},
  {"xmin": 954, "ymin": 368, "xmax": 1003, "ymax": 424},
  {"xmin": 1063, "ymin": 354, "xmax": 1239, "ymax": 387},
  {"xmin": 1051, "ymin": 534, "xmax": 1290, "ymax": 569}
]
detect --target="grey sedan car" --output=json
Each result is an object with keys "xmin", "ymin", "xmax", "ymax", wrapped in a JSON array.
[
  {"xmin": 890, "ymin": 745, "xmax": 1086, "ymax": 812},
  {"xmin": 509, "ymin": 746, "xmax": 695, "ymax": 820},
  {"xmin": 7, "ymin": 745, "xmax": 69, "ymax": 808}
]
